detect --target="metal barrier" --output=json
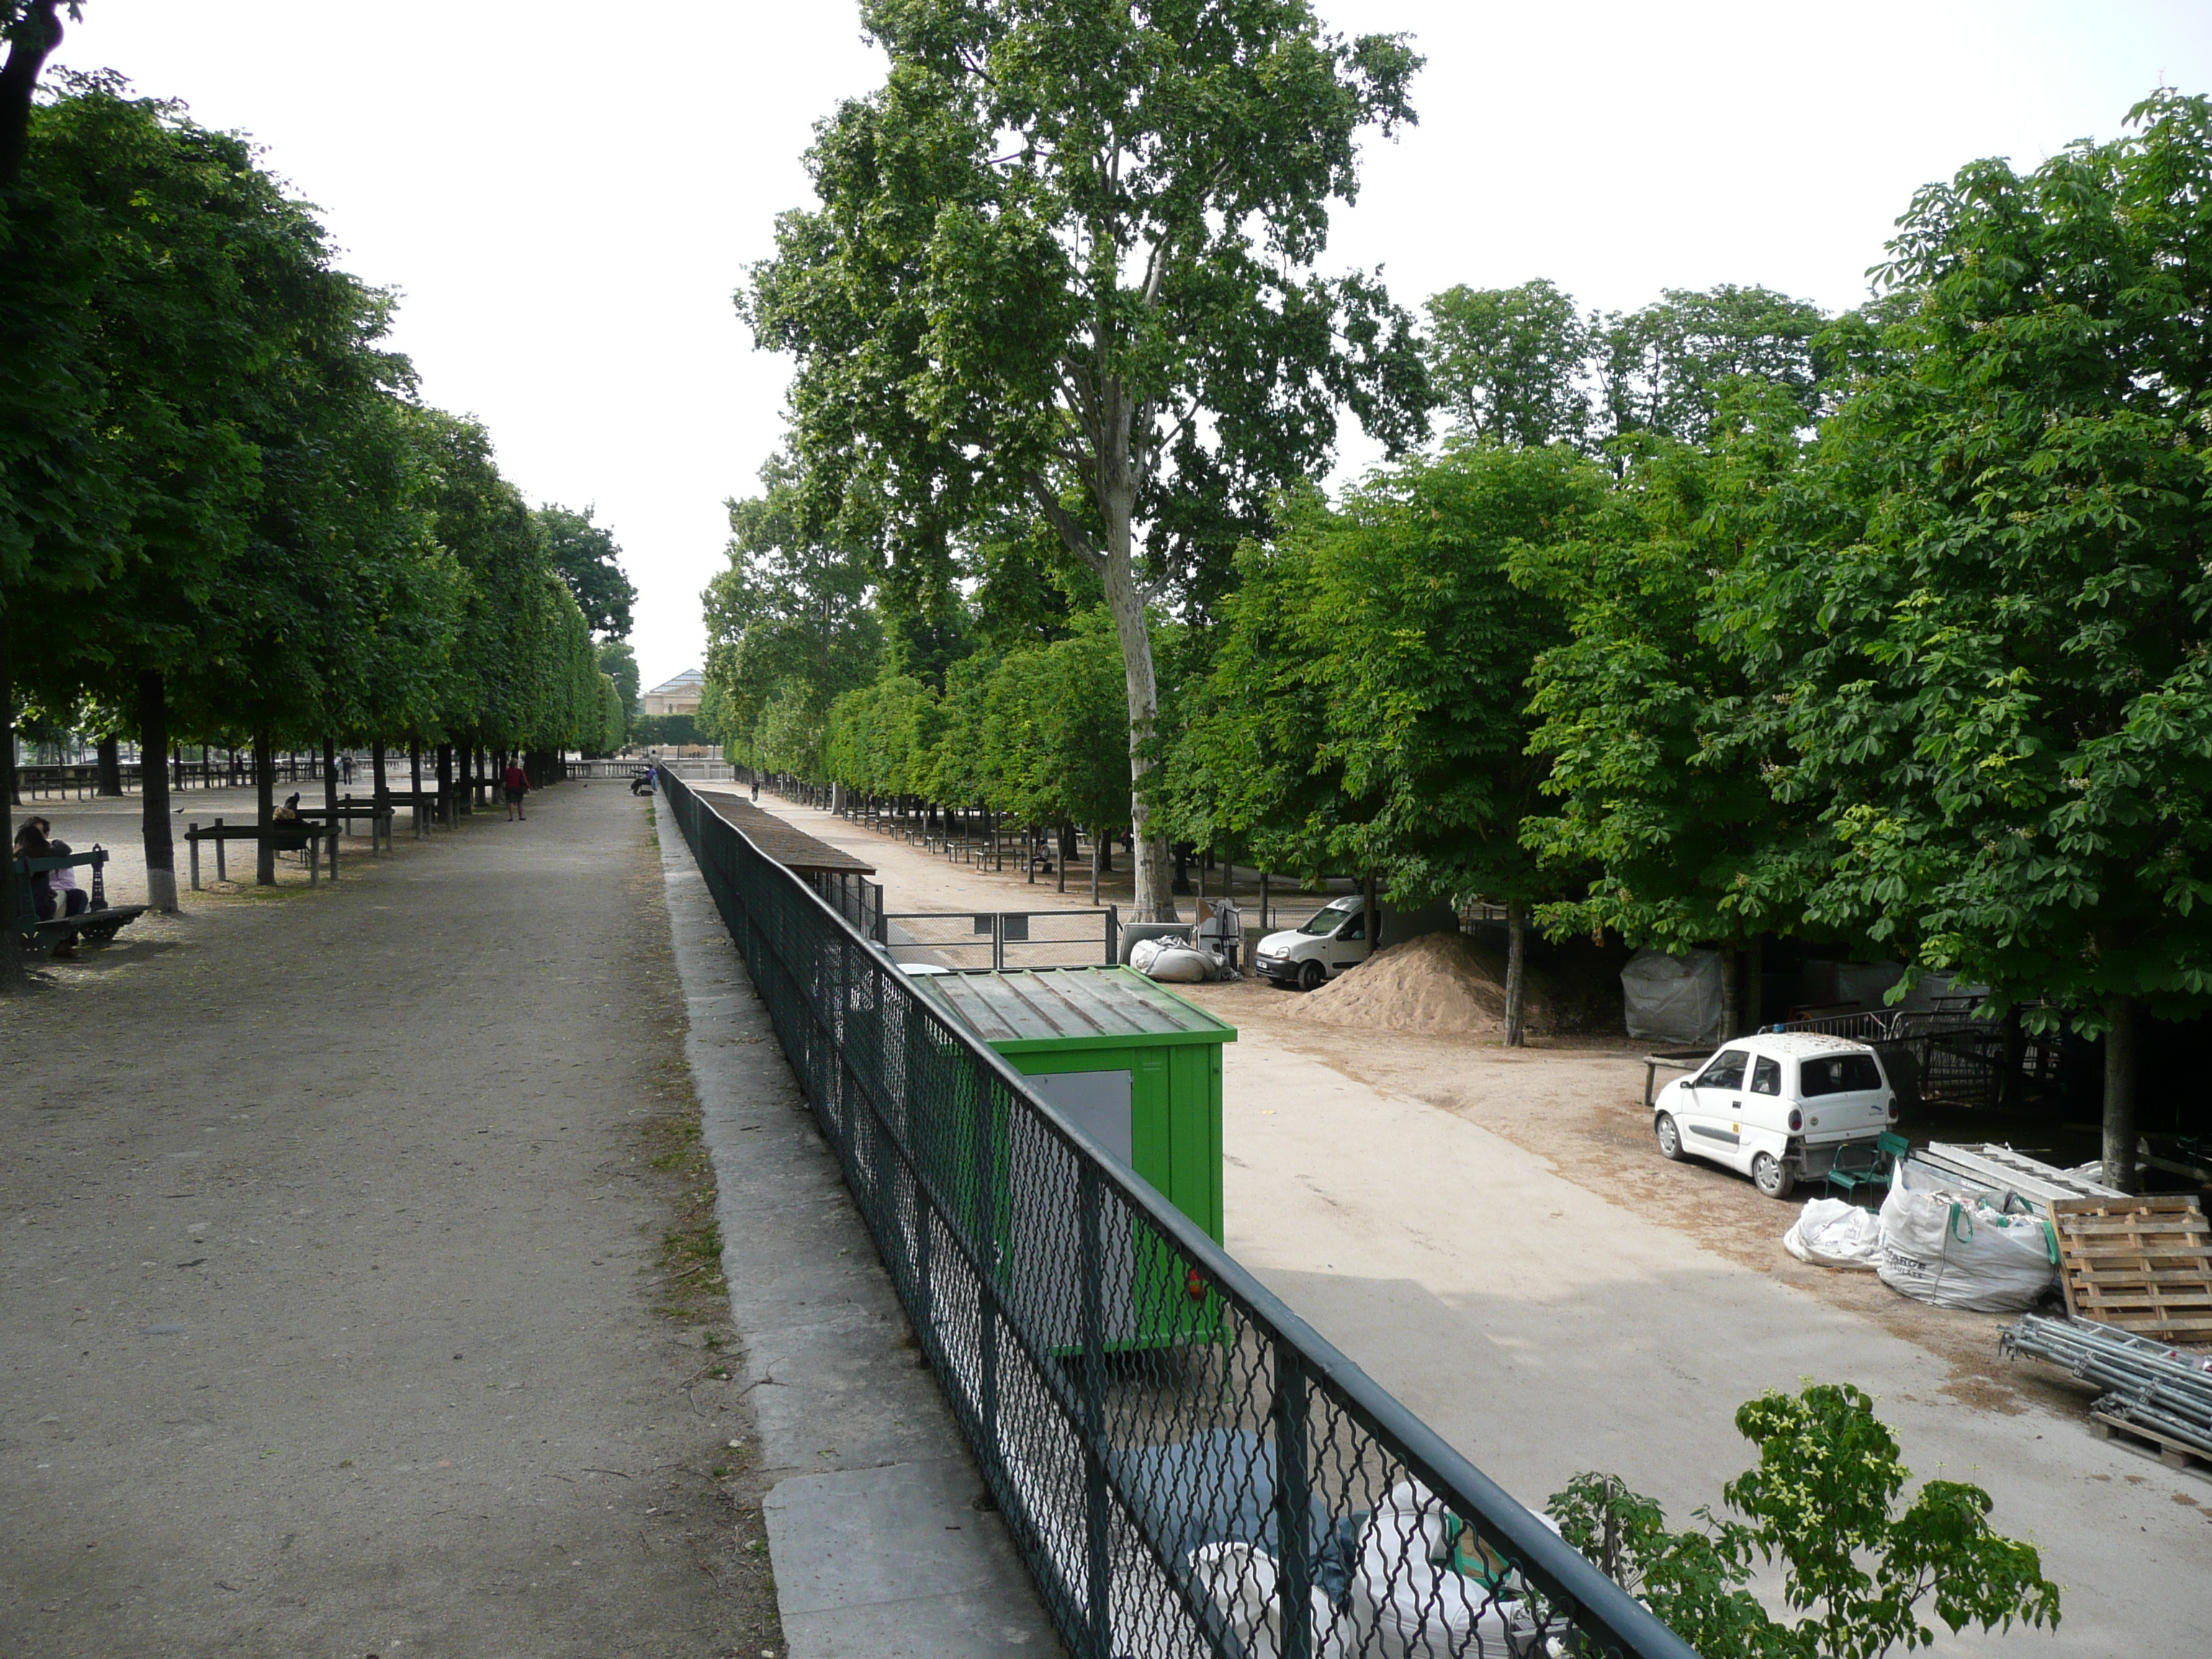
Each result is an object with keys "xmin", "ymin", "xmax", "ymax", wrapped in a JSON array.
[
  {"xmin": 878, "ymin": 907, "xmax": 1120, "ymax": 971},
  {"xmin": 659, "ymin": 770, "xmax": 1693, "ymax": 1659}
]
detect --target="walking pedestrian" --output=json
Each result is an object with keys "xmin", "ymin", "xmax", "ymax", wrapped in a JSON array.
[{"xmin": 503, "ymin": 758, "xmax": 529, "ymax": 822}]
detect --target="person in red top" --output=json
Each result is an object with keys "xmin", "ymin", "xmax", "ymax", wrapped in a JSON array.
[{"xmin": 502, "ymin": 759, "xmax": 530, "ymax": 822}]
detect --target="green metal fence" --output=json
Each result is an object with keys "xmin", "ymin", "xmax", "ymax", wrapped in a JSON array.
[{"xmin": 661, "ymin": 770, "xmax": 1695, "ymax": 1659}]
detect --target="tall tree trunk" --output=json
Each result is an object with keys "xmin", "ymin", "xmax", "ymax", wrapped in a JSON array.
[
  {"xmin": 1090, "ymin": 826, "xmax": 1100, "ymax": 904},
  {"xmin": 1362, "ymin": 872, "xmax": 1378, "ymax": 975},
  {"xmin": 322, "ymin": 736, "xmax": 338, "ymax": 817},
  {"xmin": 0, "ymin": 608, "xmax": 21, "ymax": 989},
  {"xmin": 96, "ymin": 733, "xmax": 122, "ymax": 796},
  {"xmin": 372, "ymin": 742, "xmax": 388, "ymax": 801},
  {"xmin": 1057, "ymin": 824, "xmax": 1068, "ymax": 894},
  {"xmin": 254, "ymin": 732, "xmax": 276, "ymax": 884},
  {"xmin": 2103, "ymin": 993, "xmax": 2143, "ymax": 1193},
  {"xmin": 138, "ymin": 672, "xmax": 178, "ymax": 914},
  {"xmin": 1719, "ymin": 943, "xmax": 1742, "ymax": 1040},
  {"xmin": 409, "ymin": 740, "xmax": 423, "ymax": 834},
  {"xmin": 436, "ymin": 742, "xmax": 454, "ymax": 826},
  {"xmin": 1097, "ymin": 516, "xmax": 1175, "ymax": 922},
  {"xmin": 0, "ymin": 3, "xmax": 63, "ymax": 184},
  {"xmin": 1504, "ymin": 899, "xmax": 1529, "ymax": 1048}
]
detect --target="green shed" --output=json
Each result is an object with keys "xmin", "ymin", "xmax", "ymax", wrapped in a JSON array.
[{"xmin": 910, "ymin": 966, "xmax": 1236, "ymax": 1349}]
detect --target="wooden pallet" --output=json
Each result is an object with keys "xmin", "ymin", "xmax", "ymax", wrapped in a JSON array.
[
  {"xmin": 2089, "ymin": 1408, "xmax": 2210, "ymax": 1473},
  {"xmin": 2050, "ymin": 1195, "xmax": 2212, "ymax": 1340}
]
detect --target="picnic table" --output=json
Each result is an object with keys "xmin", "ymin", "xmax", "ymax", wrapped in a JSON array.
[{"xmin": 10, "ymin": 848, "xmax": 148, "ymax": 957}]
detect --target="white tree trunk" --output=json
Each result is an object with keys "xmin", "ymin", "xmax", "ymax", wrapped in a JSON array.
[{"xmin": 1100, "ymin": 491, "xmax": 1176, "ymax": 923}]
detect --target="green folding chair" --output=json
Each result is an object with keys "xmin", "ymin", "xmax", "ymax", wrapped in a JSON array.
[{"xmin": 1827, "ymin": 1130, "xmax": 1910, "ymax": 1204}]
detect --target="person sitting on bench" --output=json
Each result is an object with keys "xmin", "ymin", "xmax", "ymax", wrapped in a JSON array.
[
  {"xmin": 14, "ymin": 821, "xmax": 57, "ymax": 921},
  {"xmin": 28, "ymin": 818, "xmax": 89, "ymax": 920},
  {"xmin": 273, "ymin": 793, "xmax": 302, "ymax": 822}
]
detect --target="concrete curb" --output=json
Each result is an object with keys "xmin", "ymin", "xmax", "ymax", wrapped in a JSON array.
[{"xmin": 655, "ymin": 817, "xmax": 1060, "ymax": 1658}]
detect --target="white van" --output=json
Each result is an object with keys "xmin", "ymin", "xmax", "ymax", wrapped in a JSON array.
[{"xmin": 1652, "ymin": 1033, "xmax": 1899, "ymax": 1198}]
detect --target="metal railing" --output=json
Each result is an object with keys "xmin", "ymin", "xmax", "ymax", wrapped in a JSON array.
[
  {"xmin": 658, "ymin": 770, "xmax": 1693, "ymax": 1659},
  {"xmin": 878, "ymin": 907, "xmax": 1120, "ymax": 972}
]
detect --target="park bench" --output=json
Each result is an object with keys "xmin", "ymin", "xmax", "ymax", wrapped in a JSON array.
[
  {"xmin": 10, "ymin": 848, "xmax": 149, "ymax": 957},
  {"xmin": 184, "ymin": 818, "xmax": 340, "ymax": 889}
]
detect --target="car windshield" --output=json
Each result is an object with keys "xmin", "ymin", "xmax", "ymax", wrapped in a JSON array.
[
  {"xmin": 1801, "ymin": 1053, "xmax": 1884, "ymax": 1097},
  {"xmin": 1298, "ymin": 907, "xmax": 1354, "ymax": 936}
]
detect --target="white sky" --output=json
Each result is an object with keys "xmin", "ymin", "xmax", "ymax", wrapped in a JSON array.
[{"xmin": 54, "ymin": 1, "xmax": 2212, "ymax": 690}]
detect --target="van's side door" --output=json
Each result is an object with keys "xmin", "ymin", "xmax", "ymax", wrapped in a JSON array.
[
  {"xmin": 1328, "ymin": 907, "xmax": 1368, "ymax": 974},
  {"xmin": 1682, "ymin": 1048, "xmax": 1750, "ymax": 1165}
]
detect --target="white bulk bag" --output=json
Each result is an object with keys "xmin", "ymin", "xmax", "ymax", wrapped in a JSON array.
[
  {"xmin": 1131, "ymin": 935, "xmax": 1212, "ymax": 983},
  {"xmin": 1876, "ymin": 1161, "xmax": 2058, "ymax": 1312},
  {"xmin": 1187, "ymin": 1541, "xmax": 1353, "ymax": 1659},
  {"xmin": 1619, "ymin": 948, "xmax": 1724, "ymax": 1044},
  {"xmin": 1342, "ymin": 1481, "xmax": 1545, "ymax": 1659},
  {"xmin": 1784, "ymin": 1198, "xmax": 1884, "ymax": 1269}
]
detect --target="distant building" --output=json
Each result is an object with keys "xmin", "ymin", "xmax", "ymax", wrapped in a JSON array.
[{"xmin": 642, "ymin": 668, "xmax": 705, "ymax": 716}]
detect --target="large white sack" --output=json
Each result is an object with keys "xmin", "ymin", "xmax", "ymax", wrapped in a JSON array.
[
  {"xmin": 1876, "ymin": 1161, "xmax": 2058, "ymax": 1312},
  {"xmin": 1343, "ymin": 1480, "xmax": 1545, "ymax": 1659},
  {"xmin": 1784, "ymin": 1198, "xmax": 1884, "ymax": 1269},
  {"xmin": 1187, "ymin": 1541, "xmax": 1354, "ymax": 1659},
  {"xmin": 1619, "ymin": 948, "xmax": 1724, "ymax": 1044},
  {"xmin": 1131, "ymin": 936, "xmax": 1210, "ymax": 983}
]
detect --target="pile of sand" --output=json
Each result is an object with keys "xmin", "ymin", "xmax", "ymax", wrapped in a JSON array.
[{"xmin": 1290, "ymin": 930, "xmax": 1516, "ymax": 1036}]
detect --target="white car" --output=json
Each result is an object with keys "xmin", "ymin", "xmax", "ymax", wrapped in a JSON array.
[
  {"xmin": 1254, "ymin": 896, "xmax": 1375, "ymax": 992},
  {"xmin": 1653, "ymin": 1033, "xmax": 1899, "ymax": 1199}
]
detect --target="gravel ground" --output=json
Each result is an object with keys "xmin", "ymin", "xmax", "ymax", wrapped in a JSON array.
[{"xmin": 1, "ymin": 781, "xmax": 779, "ymax": 1658}]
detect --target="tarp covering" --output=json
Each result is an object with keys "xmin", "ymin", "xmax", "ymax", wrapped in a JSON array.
[{"xmin": 1620, "ymin": 948, "xmax": 1724, "ymax": 1045}]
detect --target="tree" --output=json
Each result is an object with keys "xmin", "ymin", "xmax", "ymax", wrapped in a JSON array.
[
  {"xmin": 1721, "ymin": 90, "xmax": 2212, "ymax": 1188},
  {"xmin": 1298, "ymin": 442, "xmax": 1600, "ymax": 1041},
  {"xmin": 702, "ymin": 454, "xmax": 883, "ymax": 766},
  {"xmin": 536, "ymin": 503, "xmax": 634, "ymax": 638},
  {"xmin": 1596, "ymin": 285, "xmax": 1828, "ymax": 447},
  {"xmin": 1550, "ymin": 1383, "xmax": 2059, "ymax": 1658},
  {"xmin": 1423, "ymin": 279, "xmax": 1592, "ymax": 447},
  {"xmin": 743, "ymin": 0, "xmax": 1431, "ymax": 921},
  {"xmin": 1516, "ymin": 387, "xmax": 1832, "ymax": 1036},
  {"xmin": 0, "ymin": 0, "xmax": 81, "ymax": 984},
  {"xmin": 597, "ymin": 638, "xmax": 639, "ymax": 728}
]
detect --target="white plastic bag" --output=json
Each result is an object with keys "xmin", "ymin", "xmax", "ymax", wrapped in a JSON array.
[
  {"xmin": 1784, "ymin": 1197, "xmax": 1884, "ymax": 1269},
  {"xmin": 1132, "ymin": 935, "xmax": 1212, "ymax": 983},
  {"xmin": 1187, "ymin": 1541, "xmax": 1353, "ymax": 1659},
  {"xmin": 1876, "ymin": 1161, "xmax": 2058, "ymax": 1311},
  {"xmin": 1619, "ymin": 948, "xmax": 1724, "ymax": 1044},
  {"xmin": 1342, "ymin": 1480, "xmax": 1545, "ymax": 1659}
]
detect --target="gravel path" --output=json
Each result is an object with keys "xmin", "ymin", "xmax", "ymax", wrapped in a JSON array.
[{"xmin": 1, "ymin": 782, "xmax": 773, "ymax": 1657}]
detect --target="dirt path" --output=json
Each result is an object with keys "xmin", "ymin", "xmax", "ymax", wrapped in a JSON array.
[{"xmin": 1, "ymin": 781, "xmax": 775, "ymax": 1657}]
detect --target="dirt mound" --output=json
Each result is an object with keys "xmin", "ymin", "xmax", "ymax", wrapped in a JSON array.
[
  {"xmin": 1290, "ymin": 930, "xmax": 1511, "ymax": 1035},
  {"xmin": 1288, "ymin": 927, "xmax": 1624, "ymax": 1038}
]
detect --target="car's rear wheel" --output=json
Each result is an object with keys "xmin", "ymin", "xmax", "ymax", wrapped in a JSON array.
[
  {"xmin": 1654, "ymin": 1112, "xmax": 1684, "ymax": 1161},
  {"xmin": 1752, "ymin": 1151, "xmax": 1795, "ymax": 1200},
  {"xmin": 1297, "ymin": 959, "xmax": 1325, "ymax": 993}
]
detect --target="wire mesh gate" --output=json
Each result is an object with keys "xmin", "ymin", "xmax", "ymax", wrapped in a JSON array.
[{"xmin": 660, "ymin": 773, "xmax": 1694, "ymax": 1659}]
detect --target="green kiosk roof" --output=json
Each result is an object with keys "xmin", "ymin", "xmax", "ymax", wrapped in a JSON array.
[{"xmin": 912, "ymin": 966, "xmax": 1236, "ymax": 1054}]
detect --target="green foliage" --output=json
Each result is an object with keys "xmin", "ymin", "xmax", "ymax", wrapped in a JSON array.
[
  {"xmin": 1549, "ymin": 1384, "xmax": 2059, "ymax": 1658},
  {"xmin": 597, "ymin": 638, "xmax": 640, "ymax": 724},
  {"xmin": 1, "ymin": 83, "xmax": 612, "ymax": 761},
  {"xmin": 1596, "ymin": 285, "xmax": 1830, "ymax": 447},
  {"xmin": 536, "ymin": 503, "xmax": 636, "ymax": 639},
  {"xmin": 1516, "ymin": 386, "xmax": 1830, "ymax": 953},
  {"xmin": 1423, "ymin": 279, "xmax": 1592, "ymax": 448},
  {"xmin": 1176, "ymin": 443, "xmax": 1599, "ymax": 904},
  {"xmin": 632, "ymin": 712, "xmax": 702, "ymax": 749},
  {"xmin": 1719, "ymin": 89, "xmax": 2212, "ymax": 1032}
]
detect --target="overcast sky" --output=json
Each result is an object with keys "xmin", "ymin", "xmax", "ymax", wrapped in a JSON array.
[{"xmin": 53, "ymin": 1, "xmax": 2212, "ymax": 691}]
